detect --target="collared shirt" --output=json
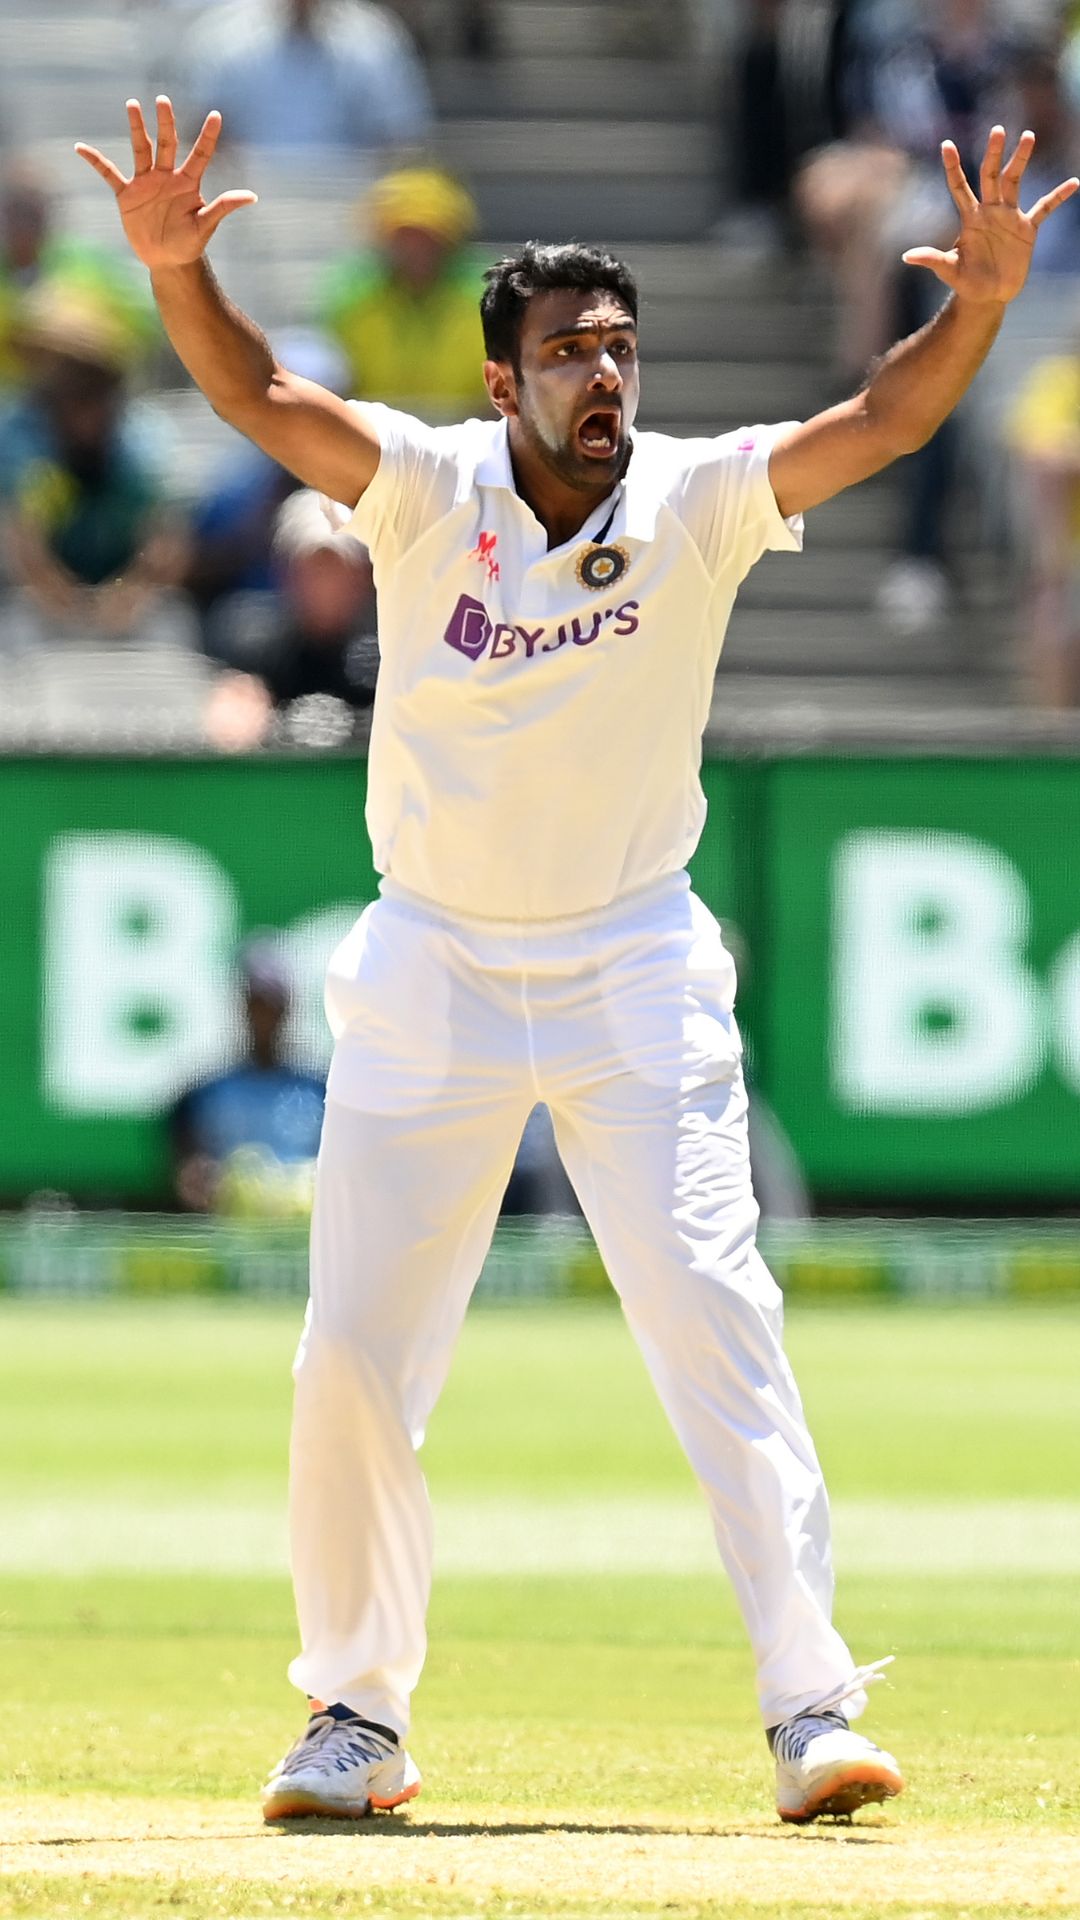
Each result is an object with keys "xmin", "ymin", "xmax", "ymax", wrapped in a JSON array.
[
  {"xmin": 186, "ymin": 0, "xmax": 432, "ymax": 153},
  {"xmin": 348, "ymin": 405, "xmax": 802, "ymax": 921}
]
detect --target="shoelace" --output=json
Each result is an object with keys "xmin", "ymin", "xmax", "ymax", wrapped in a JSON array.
[
  {"xmin": 279, "ymin": 1711, "xmax": 397, "ymax": 1779},
  {"xmin": 770, "ymin": 1657, "xmax": 895, "ymax": 1763}
]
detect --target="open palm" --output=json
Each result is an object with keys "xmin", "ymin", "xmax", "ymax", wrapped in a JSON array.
[
  {"xmin": 75, "ymin": 97, "xmax": 256, "ymax": 271},
  {"xmin": 904, "ymin": 126, "xmax": 1079, "ymax": 306}
]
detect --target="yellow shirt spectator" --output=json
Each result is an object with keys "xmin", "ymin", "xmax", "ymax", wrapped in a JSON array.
[
  {"xmin": 317, "ymin": 167, "xmax": 488, "ymax": 422},
  {"xmin": 1008, "ymin": 354, "xmax": 1080, "ymax": 549}
]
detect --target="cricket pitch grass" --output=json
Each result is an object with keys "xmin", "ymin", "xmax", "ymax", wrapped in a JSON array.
[{"xmin": 2, "ymin": 1294, "xmax": 1078, "ymax": 1919}]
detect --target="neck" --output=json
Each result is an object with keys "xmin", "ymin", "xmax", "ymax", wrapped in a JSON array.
[{"xmin": 507, "ymin": 423, "xmax": 618, "ymax": 549}]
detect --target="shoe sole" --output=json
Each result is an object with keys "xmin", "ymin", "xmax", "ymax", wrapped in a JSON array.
[
  {"xmin": 262, "ymin": 1777, "xmax": 422, "ymax": 1823},
  {"xmin": 779, "ymin": 1763, "xmax": 904, "ymax": 1824}
]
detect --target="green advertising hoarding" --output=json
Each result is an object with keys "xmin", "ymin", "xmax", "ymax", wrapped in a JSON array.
[
  {"xmin": 762, "ymin": 758, "xmax": 1080, "ymax": 1199},
  {"xmin": 1, "ymin": 751, "xmax": 1078, "ymax": 1204},
  {"xmin": 1, "ymin": 757, "xmax": 375, "ymax": 1199},
  {"xmin": 0, "ymin": 755, "xmax": 739, "ymax": 1202}
]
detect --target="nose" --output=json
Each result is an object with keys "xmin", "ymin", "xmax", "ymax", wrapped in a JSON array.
[{"xmin": 589, "ymin": 349, "xmax": 622, "ymax": 392}]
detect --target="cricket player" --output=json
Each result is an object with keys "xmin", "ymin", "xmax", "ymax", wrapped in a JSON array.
[{"xmin": 79, "ymin": 98, "xmax": 1076, "ymax": 1825}]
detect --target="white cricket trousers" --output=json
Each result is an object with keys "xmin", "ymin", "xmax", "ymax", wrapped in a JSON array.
[{"xmin": 288, "ymin": 870, "xmax": 866, "ymax": 1736}]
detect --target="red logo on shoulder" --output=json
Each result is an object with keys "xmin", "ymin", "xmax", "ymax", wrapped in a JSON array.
[{"xmin": 468, "ymin": 530, "xmax": 500, "ymax": 583}]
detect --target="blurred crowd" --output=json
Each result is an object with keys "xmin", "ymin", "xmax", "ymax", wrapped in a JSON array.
[
  {"xmin": 723, "ymin": 0, "xmax": 1080, "ymax": 696},
  {"xmin": 4, "ymin": 0, "xmax": 1080, "ymax": 750}
]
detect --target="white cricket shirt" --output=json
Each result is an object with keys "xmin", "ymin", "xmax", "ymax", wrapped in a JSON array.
[{"xmin": 348, "ymin": 405, "xmax": 803, "ymax": 921}]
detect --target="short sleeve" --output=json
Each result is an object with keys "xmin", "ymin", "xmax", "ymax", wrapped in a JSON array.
[
  {"xmin": 344, "ymin": 402, "xmax": 462, "ymax": 566},
  {"xmin": 668, "ymin": 422, "xmax": 804, "ymax": 583}
]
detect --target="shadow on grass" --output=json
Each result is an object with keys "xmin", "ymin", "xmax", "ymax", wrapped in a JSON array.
[
  {"xmin": 20, "ymin": 1815, "xmax": 895, "ymax": 1848},
  {"xmin": 265, "ymin": 1815, "xmax": 892, "ymax": 1844}
]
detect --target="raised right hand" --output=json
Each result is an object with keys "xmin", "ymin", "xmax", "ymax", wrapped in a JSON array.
[{"xmin": 76, "ymin": 96, "xmax": 256, "ymax": 271}]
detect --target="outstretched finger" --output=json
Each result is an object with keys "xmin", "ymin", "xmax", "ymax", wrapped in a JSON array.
[
  {"xmin": 74, "ymin": 143, "xmax": 128, "ymax": 195},
  {"xmin": 180, "ymin": 110, "xmax": 223, "ymax": 184},
  {"xmin": 155, "ymin": 95, "xmax": 178, "ymax": 172},
  {"xmin": 980, "ymin": 124, "xmax": 1007, "ymax": 204},
  {"xmin": 126, "ymin": 97, "xmax": 153, "ymax": 175},
  {"xmin": 941, "ymin": 141, "xmax": 978, "ymax": 219},
  {"xmin": 902, "ymin": 244, "xmax": 960, "ymax": 290},
  {"xmin": 1028, "ymin": 176, "xmax": 1080, "ymax": 229},
  {"xmin": 195, "ymin": 189, "xmax": 259, "ymax": 242},
  {"xmin": 1001, "ymin": 128, "xmax": 1035, "ymax": 207}
]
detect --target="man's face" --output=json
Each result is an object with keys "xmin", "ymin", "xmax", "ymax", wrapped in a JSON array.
[
  {"xmin": 1, "ymin": 187, "xmax": 49, "ymax": 271},
  {"xmin": 37, "ymin": 356, "xmax": 122, "ymax": 459},
  {"xmin": 494, "ymin": 287, "xmax": 640, "ymax": 494},
  {"xmin": 288, "ymin": 546, "xmax": 373, "ymax": 640},
  {"xmin": 383, "ymin": 224, "xmax": 452, "ymax": 292}
]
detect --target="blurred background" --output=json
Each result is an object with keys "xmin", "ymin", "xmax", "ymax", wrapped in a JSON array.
[{"xmin": 2, "ymin": 0, "xmax": 1080, "ymax": 1307}]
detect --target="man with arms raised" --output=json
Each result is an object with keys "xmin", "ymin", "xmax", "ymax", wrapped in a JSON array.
[{"xmin": 78, "ymin": 98, "xmax": 1075, "ymax": 1824}]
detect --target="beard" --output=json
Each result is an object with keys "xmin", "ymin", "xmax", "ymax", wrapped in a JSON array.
[{"xmin": 515, "ymin": 395, "xmax": 631, "ymax": 494}]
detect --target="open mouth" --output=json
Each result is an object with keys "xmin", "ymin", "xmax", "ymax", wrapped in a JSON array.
[{"xmin": 576, "ymin": 408, "xmax": 621, "ymax": 458}]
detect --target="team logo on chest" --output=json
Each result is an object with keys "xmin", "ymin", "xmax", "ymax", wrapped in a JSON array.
[{"xmin": 575, "ymin": 541, "xmax": 630, "ymax": 593}]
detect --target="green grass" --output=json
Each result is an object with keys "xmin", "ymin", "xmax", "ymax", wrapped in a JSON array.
[{"xmin": 1, "ymin": 1298, "xmax": 1079, "ymax": 1918}]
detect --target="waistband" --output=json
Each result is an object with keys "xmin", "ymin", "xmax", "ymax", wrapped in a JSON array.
[{"xmin": 378, "ymin": 869, "xmax": 692, "ymax": 940}]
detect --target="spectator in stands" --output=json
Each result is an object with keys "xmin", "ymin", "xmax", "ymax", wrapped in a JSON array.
[
  {"xmin": 0, "ymin": 288, "xmax": 186, "ymax": 641},
  {"xmin": 874, "ymin": 31, "xmax": 1080, "ymax": 634},
  {"xmin": 182, "ymin": 0, "xmax": 433, "ymax": 157},
  {"xmin": 204, "ymin": 487, "xmax": 377, "ymax": 748},
  {"xmin": 796, "ymin": 0, "xmax": 1015, "ymax": 388},
  {"xmin": 798, "ymin": 3, "xmax": 1060, "ymax": 634},
  {"xmin": 317, "ymin": 167, "xmax": 488, "ymax": 421},
  {"xmin": 1005, "ymin": 39, "xmax": 1080, "ymax": 277},
  {"xmin": 381, "ymin": 0, "xmax": 499, "ymax": 59},
  {"xmin": 0, "ymin": 159, "xmax": 155, "ymax": 393},
  {"xmin": 713, "ymin": 0, "xmax": 797, "ymax": 257},
  {"xmin": 169, "ymin": 938, "xmax": 326, "ymax": 1213},
  {"xmin": 1008, "ymin": 329, "xmax": 1080, "ymax": 708}
]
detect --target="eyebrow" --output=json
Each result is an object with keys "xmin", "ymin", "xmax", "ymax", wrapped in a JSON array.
[{"xmin": 539, "ymin": 318, "xmax": 638, "ymax": 346}]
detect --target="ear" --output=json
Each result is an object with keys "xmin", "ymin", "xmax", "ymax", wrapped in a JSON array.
[{"xmin": 484, "ymin": 357, "xmax": 518, "ymax": 419}]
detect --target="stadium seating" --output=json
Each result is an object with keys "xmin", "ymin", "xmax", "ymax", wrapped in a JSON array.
[{"xmin": 0, "ymin": 0, "xmax": 1054, "ymax": 725}]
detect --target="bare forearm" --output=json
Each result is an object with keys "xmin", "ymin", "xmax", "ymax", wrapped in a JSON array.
[
  {"xmin": 864, "ymin": 294, "xmax": 1003, "ymax": 457},
  {"xmin": 149, "ymin": 255, "xmax": 377, "ymax": 501},
  {"xmin": 150, "ymin": 258, "xmax": 276, "ymax": 420}
]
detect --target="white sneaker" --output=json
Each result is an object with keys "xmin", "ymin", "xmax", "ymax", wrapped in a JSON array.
[
  {"xmin": 771, "ymin": 1660, "xmax": 904, "ymax": 1823},
  {"xmin": 262, "ymin": 1704, "xmax": 422, "ymax": 1822}
]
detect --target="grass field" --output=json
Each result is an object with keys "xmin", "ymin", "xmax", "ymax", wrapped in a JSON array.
[{"xmin": 1, "ymin": 1294, "xmax": 1078, "ymax": 1919}]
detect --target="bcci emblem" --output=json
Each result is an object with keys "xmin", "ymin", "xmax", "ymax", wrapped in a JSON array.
[{"xmin": 576, "ymin": 542, "xmax": 630, "ymax": 593}]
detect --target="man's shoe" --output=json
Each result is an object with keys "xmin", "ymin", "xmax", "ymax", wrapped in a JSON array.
[
  {"xmin": 261, "ymin": 1703, "xmax": 422, "ymax": 1821},
  {"xmin": 771, "ymin": 1708, "xmax": 904, "ymax": 1822}
]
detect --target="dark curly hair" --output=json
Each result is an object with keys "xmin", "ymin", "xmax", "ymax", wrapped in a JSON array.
[{"xmin": 480, "ymin": 241, "xmax": 639, "ymax": 370}]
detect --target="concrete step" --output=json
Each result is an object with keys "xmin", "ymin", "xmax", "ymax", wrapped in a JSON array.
[
  {"xmin": 0, "ymin": 14, "xmax": 133, "ymax": 66},
  {"xmin": 583, "ymin": 245, "xmax": 808, "ymax": 302},
  {"xmin": 639, "ymin": 359, "xmax": 813, "ymax": 424},
  {"xmin": 431, "ymin": 55, "xmax": 708, "ymax": 119},
  {"xmin": 8, "ymin": 77, "xmax": 140, "ymax": 149},
  {"xmin": 721, "ymin": 603, "xmax": 1014, "ymax": 678},
  {"xmin": 439, "ymin": 115, "xmax": 714, "ymax": 178},
  {"xmin": 468, "ymin": 173, "xmax": 717, "ymax": 242},
  {"xmin": 636, "ymin": 292, "xmax": 827, "ymax": 363},
  {"xmin": 499, "ymin": 0, "xmax": 693, "ymax": 59},
  {"xmin": 705, "ymin": 671, "xmax": 1023, "ymax": 738}
]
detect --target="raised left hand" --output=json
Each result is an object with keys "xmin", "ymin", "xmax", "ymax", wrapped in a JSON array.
[{"xmin": 903, "ymin": 126, "xmax": 1080, "ymax": 306}]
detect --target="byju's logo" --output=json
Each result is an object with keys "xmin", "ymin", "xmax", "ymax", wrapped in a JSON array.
[
  {"xmin": 444, "ymin": 594, "xmax": 492, "ymax": 659},
  {"xmin": 442, "ymin": 592, "xmax": 640, "ymax": 665}
]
